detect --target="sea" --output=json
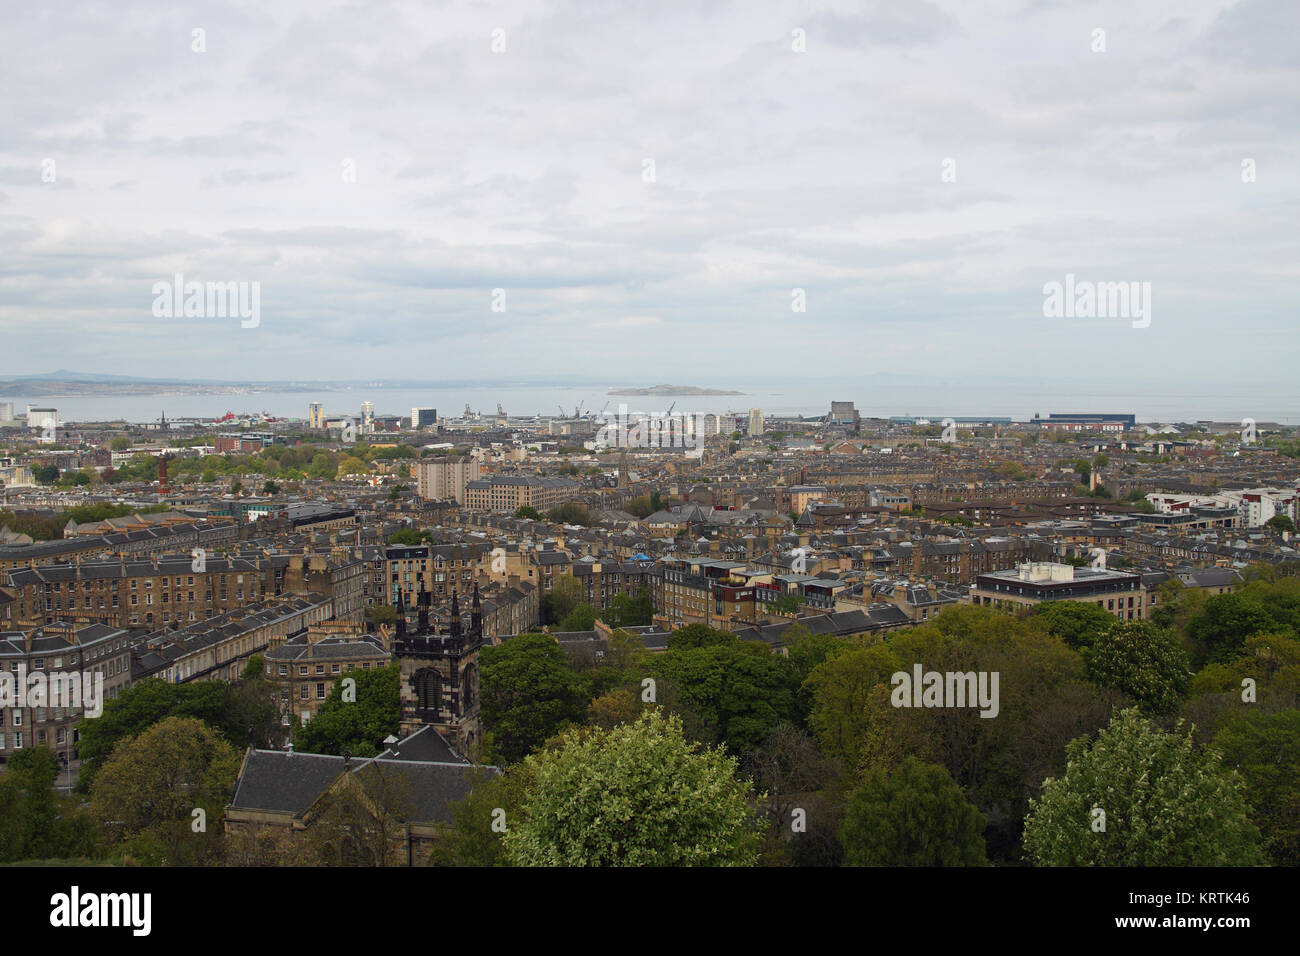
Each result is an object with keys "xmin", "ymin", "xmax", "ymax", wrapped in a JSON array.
[{"xmin": 4, "ymin": 375, "xmax": 1297, "ymax": 426}]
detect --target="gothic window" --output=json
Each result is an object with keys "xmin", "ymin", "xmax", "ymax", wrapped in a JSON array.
[
  {"xmin": 461, "ymin": 663, "xmax": 477, "ymax": 711},
  {"xmin": 415, "ymin": 669, "xmax": 442, "ymax": 714}
]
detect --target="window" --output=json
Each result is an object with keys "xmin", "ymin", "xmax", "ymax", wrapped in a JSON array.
[
  {"xmin": 298, "ymin": 665, "xmax": 307, "ymax": 676},
  {"xmin": 315, "ymin": 664, "xmax": 324, "ymax": 675},
  {"xmin": 331, "ymin": 663, "xmax": 340, "ymax": 674},
  {"xmin": 300, "ymin": 685, "xmax": 309, "ymax": 700},
  {"xmin": 316, "ymin": 682, "xmax": 326, "ymax": 699}
]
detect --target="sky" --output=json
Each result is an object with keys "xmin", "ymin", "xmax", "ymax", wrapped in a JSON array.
[{"xmin": 0, "ymin": 0, "xmax": 1296, "ymax": 388}]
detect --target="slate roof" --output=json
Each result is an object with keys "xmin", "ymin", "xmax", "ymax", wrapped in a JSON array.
[{"xmin": 228, "ymin": 727, "xmax": 496, "ymax": 824}]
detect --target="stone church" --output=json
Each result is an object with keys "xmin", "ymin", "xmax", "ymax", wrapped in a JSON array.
[{"xmin": 391, "ymin": 585, "xmax": 483, "ymax": 760}]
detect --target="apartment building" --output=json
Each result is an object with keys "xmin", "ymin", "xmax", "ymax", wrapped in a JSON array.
[
  {"xmin": 5, "ymin": 550, "xmax": 364, "ymax": 630},
  {"xmin": 263, "ymin": 623, "xmax": 390, "ymax": 727},
  {"xmin": 413, "ymin": 456, "xmax": 480, "ymax": 504},
  {"xmin": 463, "ymin": 475, "xmax": 580, "ymax": 513},
  {"xmin": 0, "ymin": 621, "xmax": 133, "ymax": 765},
  {"xmin": 132, "ymin": 594, "xmax": 334, "ymax": 684},
  {"xmin": 0, "ymin": 519, "xmax": 238, "ymax": 573}
]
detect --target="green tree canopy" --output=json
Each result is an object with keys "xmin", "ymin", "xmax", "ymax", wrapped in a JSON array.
[
  {"xmin": 1085, "ymin": 620, "xmax": 1190, "ymax": 716},
  {"xmin": 1213, "ymin": 709, "xmax": 1300, "ymax": 866},
  {"xmin": 293, "ymin": 664, "xmax": 400, "ymax": 758},
  {"xmin": 88, "ymin": 716, "xmax": 241, "ymax": 865},
  {"xmin": 503, "ymin": 710, "xmax": 762, "ymax": 866},
  {"xmin": 481, "ymin": 634, "xmax": 587, "ymax": 764},
  {"xmin": 1023, "ymin": 708, "xmax": 1263, "ymax": 866},
  {"xmin": 840, "ymin": 757, "xmax": 987, "ymax": 866}
]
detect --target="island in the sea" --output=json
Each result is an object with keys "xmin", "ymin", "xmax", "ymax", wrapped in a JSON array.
[{"xmin": 609, "ymin": 384, "xmax": 744, "ymax": 396}]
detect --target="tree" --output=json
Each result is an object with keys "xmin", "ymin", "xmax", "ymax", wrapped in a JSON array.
[
  {"xmin": 803, "ymin": 642, "xmax": 901, "ymax": 769},
  {"xmin": 1266, "ymin": 514, "xmax": 1296, "ymax": 535},
  {"xmin": 34, "ymin": 464, "xmax": 60, "ymax": 484},
  {"xmin": 1023, "ymin": 708, "xmax": 1263, "ymax": 866},
  {"xmin": 771, "ymin": 594, "xmax": 802, "ymax": 616},
  {"xmin": 337, "ymin": 456, "xmax": 370, "ymax": 477},
  {"xmin": 606, "ymin": 589, "xmax": 654, "ymax": 627},
  {"xmin": 240, "ymin": 654, "xmax": 265, "ymax": 682},
  {"xmin": 4, "ymin": 747, "xmax": 60, "ymax": 860},
  {"xmin": 1085, "ymin": 620, "xmax": 1189, "ymax": 716},
  {"xmin": 557, "ymin": 602, "xmax": 598, "ymax": 632},
  {"xmin": 503, "ymin": 711, "xmax": 763, "ymax": 866},
  {"xmin": 365, "ymin": 604, "xmax": 397, "ymax": 627},
  {"xmin": 666, "ymin": 623, "xmax": 738, "ymax": 651},
  {"xmin": 1213, "ymin": 709, "xmax": 1300, "ymax": 866},
  {"xmin": 513, "ymin": 506, "xmax": 542, "ymax": 520},
  {"xmin": 293, "ymin": 665, "xmax": 400, "ymax": 757},
  {"xmin": 481, "ymin": 634, "xmax": 587, "ymax": 763},
  {"xmin": 89, "ymin": 716, "xmax": 241, "ymax": 865},
  {"xmin": 390, "ymin": 528, "xmax": 423, "ymax": 545},
  {"xmin": 587, "ymin": 688, "xmax": 646, "ymax": 730},
  {"xmin": 744, "ymin": 724, "xmax": 838, "ymax": 864},
  {"xmin": 262, "ymin": 480, "xmax": 280, "ymax": 495},
  {"xmin": 428, "ymin": 768, "xmax": 529, "ymax": 867},
  {"xmin": 1032, "ymin": 600, "xmax": 1116, "ymax": 651},
  {"xmin": 650, "ymin": 643, "xmax": 796, "ymax": 753},
  {"xmin": 76, "ymin": 679, "xmax": 235, "ymax": 791},
  {"xmin": 542, "ymin": 574, "xmax": 583, "ymax": 625},
  {"xmin": 109, "ymin": 436, "xmax": 132, "ymax": 451},
  {"xmin": 840, "ymin": 757, "xmax": 987, "ymax": 866},
  {"xmin": 546, "ymin": 502, "xmax": 592, "ymax": 526},
  {"xmin": 626, "ymin": 495, "xmax": 655, "ymax": 519},
  {"xmin": 1187, "ymin": 590, "xmax": 1284, "ymax": 666}
]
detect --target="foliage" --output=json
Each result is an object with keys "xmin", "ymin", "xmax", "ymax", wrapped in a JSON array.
[
  {"xmin": 546, "ymin": 502, "xmax": 592, "ymax": 526},
  {"xmin": 650, "ymin": 642, "xmax": 796, "ymax": 753},
  {"xmin": 502, "ymin": 711, "xmax": 763, "ymax": 866},
  {"xmin": 428, "ymin": 768, "xmax": 532, "ymax": 867},
  {"xmin": 840, "ymin": 757, "xmax": 987, "ymax": 866},
  {"xmin": 1032, "ymin": 600, "xmax": 1117, "ymax": 651},
  {"xmin": 293, "ymin": 665, "xmax": 400, "ymax": 757},
  {"xmin": 1023, "ymin": 708, "xmax": 1263, "ymax": 866},
  {"xmin": 76, "ymin": 678, "xmax": 267, "ymax": 791},
  {"xmin": 1085, "ymin": 621, "xmax": 1190, "ymax": 716},
  {"xmin": 88, "ymin": 717, "xmax": 241, "ymax": 865},
  {"xmin": 481, "ymin": 634, "xmax": 587, "ymax": 763},
  {"xmin": 1213, "ymin": 709, "xmax": 1300, "ymax": 866}
]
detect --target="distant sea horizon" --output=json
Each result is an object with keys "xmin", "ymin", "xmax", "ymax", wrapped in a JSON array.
[{"xmin": 3, "ymin": 376, "xmax": 1297, "ymax": 426}]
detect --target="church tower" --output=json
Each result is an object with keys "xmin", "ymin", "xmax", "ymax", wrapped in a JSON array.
[{"xmin": 393, "ymin": 584, "xmax": 483, "ymax": 758}]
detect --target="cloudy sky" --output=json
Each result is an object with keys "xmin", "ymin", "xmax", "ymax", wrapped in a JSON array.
[{"xmin": 1, "ymin": 0, "xmax": 1296, "ymax": 389}]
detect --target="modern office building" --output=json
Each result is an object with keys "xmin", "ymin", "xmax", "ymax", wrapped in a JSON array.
[
  {"xmin": 970, "ymin": 561, "xmax": 1146, "ymax": 620},
  {"xmin": 308, "ymin": 402, "xmax": 325, "ymax": 429},
  {"xmin": 411, "ymin": 407, "xmax": 438, "ymax": 428}
]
